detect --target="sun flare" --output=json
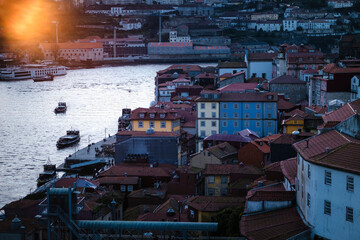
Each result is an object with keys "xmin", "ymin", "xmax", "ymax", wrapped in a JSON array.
[{"xmin": 1, "ymin": 0, "xmax": 57, "ymax": 45}]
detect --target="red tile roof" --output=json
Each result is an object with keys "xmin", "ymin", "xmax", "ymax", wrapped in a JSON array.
[
  {"xmin": 219, "ymin": 73, "xmax": 233, "ymax": 78},
  {"xmin": 322, "ymin": 99, "xmax": 360, "ymax": 124},
  {"xmin": 219, "ymin": 92, "xmax": 278, "ymax": 102},
  {"xmin": 218, "ymin": 61, "xmax": 247, "ymax": 68},
  {"xmin": 270, "ymin": 75, "xmax": 306, "ymax": 84},
  {"xmin": 157, "ymin": 64, "xmax": 202, "ymax": 74},
  {"xmin": 240, "ymin": 207, "xmax": 310, "ymax": 240},
  {"xmin": 195, "ymin": 72, "xmax": 217, "ymax": 79},
  {"xmin": 40, "ymin": 42, "xmax": 103, "ymax": 50},
  {"xmin": 94, "ymin": 176, "xmax": 139, "ymax": 185},
  {"xmin": 218, "ymin": 83, "xmax": 258, "ymax": 92},
  {"xmin": 98, "ymin": 163, "xmax": 176, "ymax": 178},
  {"xmin": 284, "ymin": 108, "xmax": 307, "ymax": 118},
  {"xmin": 204, "ymin": 164, "xmax": 263, "ymax": 175},
  {"xmin": 280, "ymin": 157, "xmax": 297, "ymax": 185},
  {"xmin": 293, "ymin": 130, "xmax": 360, "ymax": 161},
  {"xmin": 322, "ymin": 63, "xmax": 360, "ymax": 74},
  {"xmin": 247, "ymin": 188, "xmax": 295, "ymax": 202},
  {"xmin": 1, "ymin": 199, "xmax": 39, "ymax": 211},
  {"xmin": 278, "ymin": 99, "xmax": 297, "ymax": 111},
  {"xmin": 248, "ymin": 52, "xmax": 276, "ymax": 61},
  {"xmin": 283, "ymin": 114, "xmax": 305, "ymax": 124},
  {"xmin": 305, "ymin": 105, "xmax": 327, "ymax": 114},
  {"xmin": 250, "ymin": 141, "xmax": 270, "ymax": 154},
  {"xmin": 188, "ymin": 196, "xmax": 245, "ymax": 212},
  {"xmin": 207, "ymin": 142, "xmax": 238, "ymax": 159}
]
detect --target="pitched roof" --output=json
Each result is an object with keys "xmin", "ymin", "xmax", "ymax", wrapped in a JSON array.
[
  {"xmin": 218, "ymin": 83, "xmax": 258, "ymax": 92},
  {"xmin": 130, "ymin": 107, "xmax": 180, "ymax": 121},
  {"xmin": 248, "ymin": 52, "xmax": 276, "ymax": 61},
  {"xmin": 270, "ymin": 134, "xmax": 297, "ymax": 145},
  {"xmin": 283, "ymin": 114, "xmax": 305, "ymax": 124},
  {"xmin": 293, "ymin": 130, "xmax": 360, "ymax": 162},
  {"xmin": 284, "ymin": 108, "xmax": 307, "ymax": 118},
  {"xmin": 204, "ymin": 133, "xmax": 257, "ymax": 143},
  {"xmin": 204, "ymin": 164, "xmax": 263, "ymax": 175},
  {"xmin": 322, "ymin": 63, "xmax": 360, "ymax": 74},
  {"xmin": 322, "ymin": 99, "xmax": 360, "ymax": 124},
  {"xmin": 98, "ymin": 163, "xmax": 176, "ymax": 178},
  {"xmin": 280, "ymin": 157, "xmax": 297, "ymax": 185},
  {"xmin": 187, "ymin": 196, "xmax": 245, "ymax": 212},
  {"xmin": 240, "ymin": 207, "xmax": 310, "ymax": 240},
  {"xmin": 94, "ymin": 176, "xmax": 139, "ymax": 185},
  {"xmin": 277, "ymin": 99, "xmax": 297, "ymax": 111},
  {"xmin": 217, "ymin": 61, "xmax": 247, "ymax": 68},
  {"xmin": 219, "ymin": 92, "xmax": 278, "ymax": 102},
  {"xmin": 270, "ymin": 75, "xmax": 305, "ymax": 84},
  {"xmin": 156, "ymin": 64, "xmax": 202, "ymax": 74},
  {"xmin": 1, "ymin": 199, "xmax": 39, "ymax": 211},
  {"xmin": 207, "ymin": 142, "xmax": 237, "ymax": 159}
]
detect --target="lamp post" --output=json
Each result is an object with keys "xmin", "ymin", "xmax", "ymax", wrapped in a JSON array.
[{"xmin": 51, "ymin": 21, "xmax": 59, "ymax": 44}]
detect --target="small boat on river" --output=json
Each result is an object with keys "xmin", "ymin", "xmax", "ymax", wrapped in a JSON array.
[
  {"xmin": 57, "ymin": 130, "xmax": 80, "ymax": 148},
  {"xmin": 54, "ymin": 102, "xmax": 67, "ymax": 114},
  {"xmin": 33, "ymin": 74, "xmax": 54, "ymax": 82}
]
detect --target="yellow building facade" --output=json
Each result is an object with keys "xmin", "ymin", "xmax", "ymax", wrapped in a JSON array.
[{"xmin": 282, "ymin": 115, "xmax": 304, "ymax": 134}]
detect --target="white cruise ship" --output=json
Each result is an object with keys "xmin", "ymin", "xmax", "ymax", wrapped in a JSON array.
[{"xmin": 0, "ymin": 64, "xmax": 67, "ymax": 81}]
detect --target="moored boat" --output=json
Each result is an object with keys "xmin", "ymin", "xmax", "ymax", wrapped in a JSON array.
[
  {"xmin": 57, "ymin": 130, "xmax": 80, "ymax": 148},
  {"xmin": 54, "ymin": 102, "xmax": 67, "ymax": 114},
  {"xmin": 37, "ymin": 163, "xmax": 57, "ymax": 187},
  {"xmin": 33, "ymin": 74, "xmax": 54, "ymax": 82}
]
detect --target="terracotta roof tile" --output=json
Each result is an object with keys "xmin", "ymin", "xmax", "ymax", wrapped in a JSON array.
[
  {"xmin": 240, "ymin": 207, "xmax": 310, "ymax": 240},
  {"xmin": 270, "ymin": 75, "xmax": 306, "ymax": 84},
  {"xmin": 116, "ymin": 130, "xmax": 180, "ymax": 137},
  {"xmin": 293, "ymin": 130, "xmax": 360, "ymax": 161},
  {"xmin": 40, "ymin": 42, "xmax": 102, "ymax": 50},
  {"xmin": 204, "ymin": 164, "xmax": 263, "ymax": 175},
  {"xmin": 207, "ymin": 142, "xmax": 237, "ymax": 159},
  {"xmin": 218, "ymin": 83, "xmax": 258, "ymax": 92},
  {"xmin": 94, "ymin": 176, "xmax": 139, "ymax": 185},
  {"xmin": 278, "ymin": 99, "xmax": 297, "ymax": 111},
  {"xmin": 248, "ymin": 52, "xmax": 276, "ymax": 61},
  {"xmin": 217, "ymin": 61, "xmax": 247, "ymax": 68},
  {"xmin": 188, "ymin": 196, "xmax": 245, "ymax": 212},
  {"xmin": 280, "ymin": 157, "xmax": 297, "ymax": 185},
  {"xmin": 323, "ymin": 63, "xmax": 360, "ymax": 74},
  {"xmin": 98, "ymin": 163, "xmax": 175, "ymax": 178}
]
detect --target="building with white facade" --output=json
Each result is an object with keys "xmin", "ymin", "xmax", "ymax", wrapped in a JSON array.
[
  {"xmin": 293, "ymin": 130, "xmax": 360, "ymax": 240},
  {"xmin": 351, "ymin": 75, "xmax": 360, "ymax": 101},
  {"xmin": 169, "ymin": 31, "xmax": 191, "ymax": 43},
  {"xmin": 255, "ymin": 21, "xmax": 282, "ymax": 32},
  {"xmin": 39, "ymin": 42, "xmax": 104, "ymax": 62},
  {"xmin": 328, "ymin": 0, "xmax": 353, "ymax": 8},
  {"xmin": 246, "ymin": 52, "xmax": 276, "ymax": 80},
  {"xmin": 283, "ymin": 19, "xmax": 298, "ymax": 31}
]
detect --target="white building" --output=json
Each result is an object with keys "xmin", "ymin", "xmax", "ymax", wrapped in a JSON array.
[
  {"xmin": 328, "ymin": 0, "xmax": 353, "ymax": 8},
  {"xmin": 294, "ymin": 130, "xmax": 360, "ymax": 240},
  {"xmin": 39, "ymin": 42, "xmax": 104, "ymax": 62},
  {"xmin": 283, "ymin": 19, "xmax": 298, "ymax": 31},
  {"xmin": 245, "ymin": 52, "xmax": 276, "ymax": 80},
  {"xmin": 169, "ymin": 31, "xmax": 191, "ymax": 43},
  {"xmin": 255, "ymin": 21, "xmax": 282, "ymax": 32},
  {"xmin": 351, "ymin": 75, "xmax": 360, "ymax": 101},
  {"xmin": 120, "ymin": 18, "xmax": 142, "ymax": 31}
]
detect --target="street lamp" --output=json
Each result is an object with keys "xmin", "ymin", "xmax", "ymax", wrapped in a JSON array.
[{"xmin": 51, "ymin": 21, "xmax": 59, "ymax": 44}]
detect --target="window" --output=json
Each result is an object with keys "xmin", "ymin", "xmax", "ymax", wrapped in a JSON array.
[
  {"xmin": 346, "ymin": 207, "xmax": 353, "ymax": 222},
  {"xmin": 138, "ymin": 121, "xmax": 143, "ymax": 128},
  {"xmin": 223, "ymin": 121, "xmax": 227, "ymax": 127},
  {"xmin": 200, "ymin": 121, "xmax": 205, "ymax": 127},
  {"xmin": 127, "ymin": 185, "xmax": 133, "ymax": 192},
  {"xmin": 211, "ymin": 103, "xmax": 216, "ymax": 109},
  {"xmin": 245, "ymin": 104, "xmax": 249, "ymax": 110},
  {"xmin": 208, "ymin": 188, "xmax": 215, "ymax": 196},
  {"xmin": 324, "ymin": 200, "xmax": 331, "ymax": 215},
  {"xmin": 256, "ymin": 104, "xmax": 260, "ymax": 109},
  {"xmin": 121, "ymin": 185, "xmax": 126, "ymax": 192},
  {"xmin": 256, "ymin": 121, "xmax": 260, "ymax": 127},
  {"xmin": 308, "ymin": 164, "xmax": 311, "ymax": 179},
  {"xmin": 245, "ymin": 113, "xmax": 249, "ymax": 119},
  {"xmin": 302, "ymin": 160, "xmax": 304, "ymax": 171},
  {"xmin": 267, "ymin": 122, "xmax": 272, "ymax": 127},
  {"xmin": 190, "ymin": 210, "xmax": 195, "ymax": 218},
  {"xmin": 200, "ymin": 130, "xmax": 205, "ymax": 137},
  {"xmin": 211, "ymin": 130, "xmax": 217, "ymax": 135},
  {"xmin": 160, "ymin": 113, "xmax": 165, "ymax": 118},
  {"xmin": 223, "ymin": 113, "xmax": 227, "ymax": 118},
  {"xmin": 268, "ymin": 113, "xmax": 272, "ymax": 118},
  {"xmin": 211, "ymin": 121, "xmax": 216, "ymax": 127},
  {"xmin": 244, "ymin": 121, "xmax": 249, "ymax": 127},
  {"xmin": 149, "ymin": 121, "xmax": 155, "ymax": 128},
  {"xmin": 325, "ymin": 170, "xmax": 332, "ymax": 185},
  {"xmin": 221, "ymin": 175, "xmax": 227, "ymax": 184},
  {"xmin": 234, "ymin": 103, "xmax": 238, "ymax": 109},
  {"xmin": 234, "ymin": 113, "xmax": 239, "ymax": 118},
  {"xmin": 234, "ymin": 121, "xmax": 238, "ymax": 127},
  {"xmin": 150, "ymin": 113, "xmax": 155, "ymax": 118},
  {"xmin": 208, "ymin": 176, "xmax": 215, "ymax": 183},
  {"xmin": 223, "ymin": 103, "xmax": 227, "ymax": 109},
  {"xmin": 307, "ymin": 193, "xmax": 310, "ymax": 207},
  {"xmin": 347, "ymin": 176, "xmax": 354, "ymax": 192},
  {"xmin": 212, "ymin": 112, "xmax": 216, "ymax": 118},
  {"xmin": 201, "ymin": 112, "xmax": 205, "ymax": 118},
  {"xmin": 139, "ymin": 113, "xmax": 145, "ymax": 118},
  {"xmin": 221, "ymin": 188, "xmax": 227, "ymax": 196},
  {"xmin": 201, "ymin": 103, "xmax": 205, "ymax": 109},
  {"xmin": 256, "ymin": 113, "xmax": 261, "ymax": 119},
  {"xmin": 161, "ymin": 121, "xmax": 166, "ymax": 128}
]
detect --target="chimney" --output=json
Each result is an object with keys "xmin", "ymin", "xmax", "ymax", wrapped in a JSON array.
[
  {"xmin": 326, "ymin": 147, "xmax": 329, "ymax": 154},
  {"xmin": 306, "ymin": 139, "xmax": 309, "ymax": 148}
]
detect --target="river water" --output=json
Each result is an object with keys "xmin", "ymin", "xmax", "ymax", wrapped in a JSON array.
[{"xmin": 0, "ymin": 64, "xmax": 181, "ymax": 208}]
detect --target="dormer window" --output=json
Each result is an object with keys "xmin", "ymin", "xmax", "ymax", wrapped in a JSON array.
[
  {"xmin": 150, "ymin": 113, "xmax": 155, "ymax": 118},
  {"xmin": 139, "ymin": 113, "xmax": 145, "ymax": 118},
  {"xmin": 160, "ymin": 113, "xmax": 165, "ymax": 118}
]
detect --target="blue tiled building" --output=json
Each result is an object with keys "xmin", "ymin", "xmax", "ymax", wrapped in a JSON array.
[{"xmin": 197, "ymin": 91, "xmax": 277, "ymax": 149}]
